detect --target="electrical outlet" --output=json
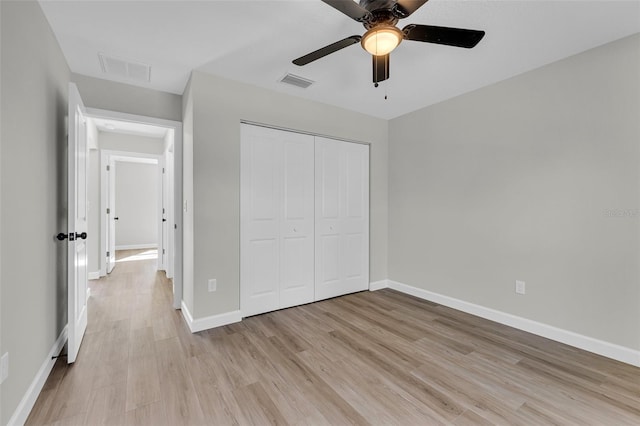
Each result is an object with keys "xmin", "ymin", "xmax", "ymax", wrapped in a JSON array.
[
  {"xmin": 208, "ymin": 279, "xmax": 217, "ymax": 292},
  {"xmin": 515, "ymin": 280, "xmax": 526, "ymax": 295},
  {"xmin": 1, "ymin": 352, "xmax": 8, "ymax": 384}
]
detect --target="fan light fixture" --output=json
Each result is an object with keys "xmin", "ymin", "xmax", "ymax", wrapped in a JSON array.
[{"xmin": 361, "ymin": 25, "xmax": 403, "ymax": 56}]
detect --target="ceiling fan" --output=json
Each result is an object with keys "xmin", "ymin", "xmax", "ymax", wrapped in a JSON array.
[{"xmin": 293, "ymin": 0, "xmax": 485, "ymax": 86}]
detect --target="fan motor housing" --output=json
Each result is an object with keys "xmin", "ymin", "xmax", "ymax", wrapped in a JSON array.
[
  {"xmin": 363, "ymin": 9, "xmax": 399, "ymax": 29},
  {"xmin": 359, "ymin": 0, "xmax": 396, "ymax": 12}
]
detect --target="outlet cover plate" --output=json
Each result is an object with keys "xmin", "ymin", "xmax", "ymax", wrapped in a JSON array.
[{"xmin": 515, "ymin": 280, "xmax": 526, "ymax": 295}]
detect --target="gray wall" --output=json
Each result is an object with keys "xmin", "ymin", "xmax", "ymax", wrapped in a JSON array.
[
  {"xmin": 99, "ymin": 132, "xmax": 165, "ymax": 156},
  {"xmin": 72, "ymin": 74, "xmax": 182, "ymax": 122},
  {"xmin": 388, "ymin": 34, "xmax": 640, "ymax": 350},
  {"xmin": 0, "ymin": 1, "xmax": 70, "ymax": 423},
  {"xmin": 185, "ymin": 71, "xmax": 389, "ymax": 319},
  {"xmin": 115, "ymin": 162, "xmax": 159, "ymax": 248}
]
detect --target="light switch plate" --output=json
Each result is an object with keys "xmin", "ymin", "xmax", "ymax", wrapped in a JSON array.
[{"xmin": 1, "ymin": 352, "xmax": 9, "ymax": 384}]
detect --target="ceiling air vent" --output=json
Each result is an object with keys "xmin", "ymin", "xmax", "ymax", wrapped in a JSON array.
[
  {"xmin": 279, "ymin": 73, "xmax": 314, "ymax": 89},
  {"xmin": 98, "ymin": 53, "xmax": 151, "ymax": 83}
]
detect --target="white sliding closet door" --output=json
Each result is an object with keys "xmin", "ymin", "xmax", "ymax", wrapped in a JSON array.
[
  {"xmin": 315, "ymin": 137, "xmax": 369, "ymax": 301},
  {"xmin": 240, "ymin": 124, "xmax": 315, "ymax": 317}
]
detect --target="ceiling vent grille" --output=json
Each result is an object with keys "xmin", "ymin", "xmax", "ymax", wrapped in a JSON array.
[
  {"xmin": 98, "ymin": 53, "xmax": 151, "ymax": 83},
  {"xmin": 279, "ymin": 73, "xmax": 314, "ymax": 89}
]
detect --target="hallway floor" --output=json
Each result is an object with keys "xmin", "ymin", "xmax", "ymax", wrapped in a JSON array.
[{"xmin": 26, "ymin": 250, "xmax": 640, "ymax": 425}]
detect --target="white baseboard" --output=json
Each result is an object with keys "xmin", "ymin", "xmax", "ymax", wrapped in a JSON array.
[
  {"xmin": 369, "ymin": 279, "xmax": 389, "ymax": 291},
  {"xmin": 385, "ymin": 280, "xmax": 640, "ymax": 367},
  {"xmin": 114, "ymin": 244, "xmax": 157, "ymax": 250},
  {"xmin": 88, "ymin": 271, "xmax": 100, "ymax": 280},
  {"xmin": 8, "ymin": 326, "xmax": 68, "ymax": 426},
  {"xmin": 180, "ymin": 301, "xmax": 242, "ymax": 333}
]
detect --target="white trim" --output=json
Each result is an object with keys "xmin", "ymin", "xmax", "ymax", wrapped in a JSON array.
[
  {"xmin": 88, "ymin": 271, "xmax": 101, "ymax": 280},
  {"xmin": 369, "ymin": 279, "xmax": 389, "ymax": 291},
  {"xmin": 104, "ymin": 151, "xmax": 162, "ymax": 163},
  {"xmin": 86, "ymin": 108, "xmax": 181, "ymax": 130},
  {"xmin": 387, "ymin": 280, "xmax": 640, "ymax": 367},
  {"xmin": 114, "ymin": 244, "xmax": 158, "ymax": 251},
  {"xmin": 8, "ymin": 326, "xmax": 68, "ymax": 426},
  {"xmin": 240, "ymin": 120, "xmax": 371, "ymax": 147},
  {"xmin": 180, "ymin": 301, "xmax": 242, "ymax": 333}
]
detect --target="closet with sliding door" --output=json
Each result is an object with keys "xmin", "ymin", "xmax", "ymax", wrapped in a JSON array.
[{"xmin": 240, "ymin": 123, "xmax": 369, "ymax": 317}]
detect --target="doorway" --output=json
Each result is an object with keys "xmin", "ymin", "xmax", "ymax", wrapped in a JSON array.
[
  {"xmin": 85, "ymin": 109, "xmax": 183, "ymax": 309},
  {"xmin": 102, "ymin": 153, "xmax": 161, "ymax": 274}
]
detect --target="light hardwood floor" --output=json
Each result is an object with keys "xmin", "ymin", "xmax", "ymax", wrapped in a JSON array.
[{"xmin": 26, "ymin": 249, "xmax": 640, "ymax": 425}]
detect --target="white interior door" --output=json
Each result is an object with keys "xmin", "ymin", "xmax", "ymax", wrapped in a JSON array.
[
  {"xmin": 156, "ymin": 162, "xmax": 164, "ymax": 271},
  {"xmin": 161, "ymin": 162, "xmax": 168, "ymax": 271},
  {"xmin": 240, "ymin": 125, "xmax": 314, "ymax": 317},
  {"xmin": 106, "ymin": 158, "xmax": 116, "ymax": 273},
  {"xmin": 241, "ymin": 125, "xmax": 281, "ymax": 316},
  {"xmin": 278, "ymin": 132, "xmax": 315, "ymax": 309},
  {"xmin": 166, "ymin": 147, "xmax": 174, "ymax": 279},
  {"xmin": 315, "ymin": 137, "xmax": 369, "ymax": 302},
  {"xmin": 67, "ymin": 83, "xmax": 89, "ymax": 364}
]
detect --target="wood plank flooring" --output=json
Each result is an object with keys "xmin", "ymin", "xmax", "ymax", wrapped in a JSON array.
[{"xmin": 27, "ymin": 249, "xmax": 640, "ymax": 425}]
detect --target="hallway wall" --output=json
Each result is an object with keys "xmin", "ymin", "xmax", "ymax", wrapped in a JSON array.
[
  {"xmin": 0, "ymin": 2, "xmax": 71, "ymax": 423},
  {"xmin": 72, "ymin": 74, "xmax": 182, "ymax": 122}
]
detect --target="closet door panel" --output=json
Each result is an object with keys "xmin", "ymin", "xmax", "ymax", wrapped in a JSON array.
[
  {"xmin": 318, "ymin": 141, "xmax": 341, "ymax": 220},
  {"xmin": 342, "ymin": 142, "xmax": 369, "ymax": 294},
  {"xmin": 248, "ymin": 239, "xmax": 279, "ymax": 294},
  {"xmin": 280, "ymin": 134, "xmax": 315, "ymax": 309},
  {"xmin": 315, "ymin": 138, "xmax": 342, "ymax": 301},
  {"xmin": 241, "ymin": 125, "xmax": 281, "ymax": 317},
  {"xmin": 315, "ymin": 137, "xmax": 369, "ymax": 301}
]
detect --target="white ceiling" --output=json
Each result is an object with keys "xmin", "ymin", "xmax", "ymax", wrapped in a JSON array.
[{"xmin": 39, "ymin": 0, "xmax": 640, "ymax": 119}]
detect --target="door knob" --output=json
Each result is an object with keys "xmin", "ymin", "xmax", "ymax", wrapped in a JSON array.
[
  {"xmin": 57, "ymin": 232, "xmax": 87, "ymax": 241},
  {"xmin": 114, "ymin": 217, "xmax": 119, "ymax": 221},
  {"xmin": 162, "ymin": 218, "xmax": 167, "ymax": 222}
]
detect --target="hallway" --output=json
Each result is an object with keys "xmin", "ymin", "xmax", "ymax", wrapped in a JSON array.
[{"xmin": 26, "ymin": 249, "xmax": 184, "ymax": 425}]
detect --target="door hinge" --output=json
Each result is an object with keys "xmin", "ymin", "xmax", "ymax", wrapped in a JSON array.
[
  {"xmin": 162, "ymin": 167, "xmax": 165, "ymax": 174},
  {"xmin": 162, "ymin": 208, "xmax": 165, "ymax": 214},
  {"xmin": 106, "ymin": 165, "xmax": 110, "ymax": 171},
  {"xmin": 106, "ymin": 207, "xmax": 110, "ymax": 214},
  {"xmin": 106, "ymin": 251, "xmax": 110, "ymax": 257},
  {"xmin": 162, "ymin": 249, "xmax": 165, "ymax": 255}
]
